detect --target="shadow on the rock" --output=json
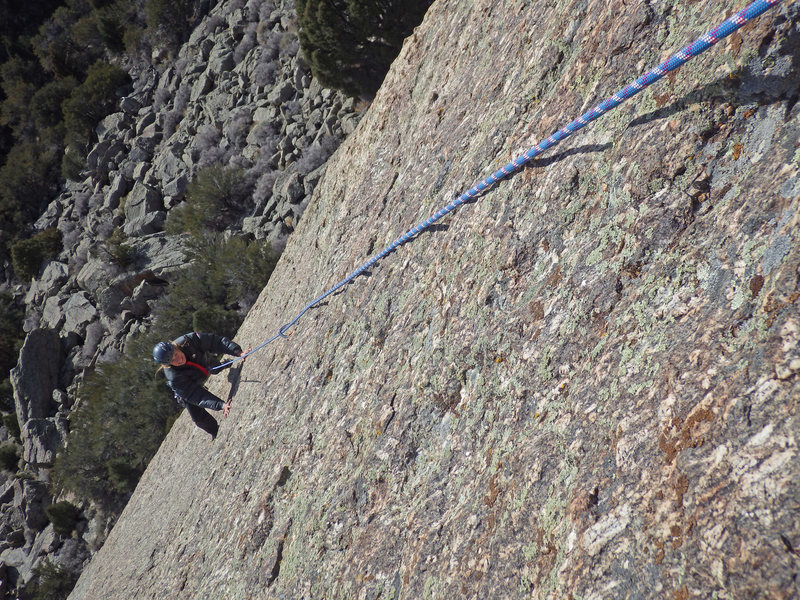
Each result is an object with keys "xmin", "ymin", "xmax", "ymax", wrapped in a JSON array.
[{"xmin": 630, "ymin": 24, "xmax": 800, "ymax": 128}]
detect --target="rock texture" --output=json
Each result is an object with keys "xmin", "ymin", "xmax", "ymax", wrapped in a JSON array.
[{"xmin": 71, "ymin": 0, "xmax": 799, "ymax": 599}]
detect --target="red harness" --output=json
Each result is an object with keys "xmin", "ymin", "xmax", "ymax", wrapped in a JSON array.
[{"xmin": 185, "ymin": 361, "xmax": 210, "ymax": 378}]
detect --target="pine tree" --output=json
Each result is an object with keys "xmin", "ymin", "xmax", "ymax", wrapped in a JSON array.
[{"xmin": 296, "ymin": 0, "xmax": 434, "ymax": 98}]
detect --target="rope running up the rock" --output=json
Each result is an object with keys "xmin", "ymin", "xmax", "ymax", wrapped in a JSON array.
[{"xmin": 212, "ymin": 0, "xmax": 783, "ymax": 372}]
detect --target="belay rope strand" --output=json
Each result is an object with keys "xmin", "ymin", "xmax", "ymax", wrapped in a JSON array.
[{"xmin": 212, "ymin": 0, "xmax": 783, "ymax": 373}]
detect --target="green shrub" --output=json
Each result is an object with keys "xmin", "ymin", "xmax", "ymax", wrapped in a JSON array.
[
  {"xmin": 24, "ymin": 559, "xmax": 79, "ymax": 600},
  {"xmin": 2, "ymin": 411, "xmax": 20, "ymax": 439},
  {"xmin": 122, "ymin": 24, "xmax": 146, "ymax": 54},
  {"xmin": 106, "ymin": 457, "xmax": 141, "ymax": 493},
  {"xmin": 70, "ymin": 12, "xmax": 106, "ymax": 50},
  {"xmin": 0, "ymin": 142, "xmax": 61, "ymax": 247},
  {"xmin": 30, "ymin": 77, "xmax": 76, "ymax": 135},
  {"xmin": 0, "ymin": 56, "xmax": 47, "ymax": 140},
  {"xmin": 156, "ymin": 234, "xmax": 279, "ymax": 336},
  {"xmin": 62, "ymin": 60, "xmax": 129, "ymax": 148},
  {"xmin": 10, "ymin": 228, "xmax": 61, "ymax": 281},
  {"xmin": 191, "ymin": 305, "xmax": 239, "ymax": 337},
  {"xmin": 0, "ymin": 290, "xmax": 24, "ymax": 375},
  {"xmin": 51, "ymin": 332, "xmax": 180, "ymax": 505},
  {"xmin": 104, "ymin": 227, "xmax": 137, "ymax": 267},
  {"xmin": 144, "ymin": 0, "xmax": 205, "ymax": 49},
  {"xmin": 296, "ymin": 0, "xmax": 434, "ymax": 98},
  {"xmin": 165, "ymin": 167, "xmax": 251, "ymax": 236},
  {"xmin": 0, "ymin": 1, "xmax": 64, "ymax": 63},
  {"xmin": 71, "ymin": 5, "xmax": 130, "ymax": 53},
  {"xmin": 45, "ymin": 501, "xmax": 81, "ymax": 536},
  {"xmin": 95, "ymin": 7, "xmax": 127, "ymax": 52},
  {"xmin": 0, "ymin": 442, "xmax": 20, "ymax": 472},
  {"xmin": 60, "ymin": 144, "xmax": 85, "ymax": 181},
  {"xmin": 0, "ymin": 381, "xmax": 15, "ymax": 413}
]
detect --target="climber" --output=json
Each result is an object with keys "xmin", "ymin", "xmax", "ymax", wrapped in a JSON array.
[{"xmin": 153, "ymin": 332, "xmax": 247, "ymax": 439}]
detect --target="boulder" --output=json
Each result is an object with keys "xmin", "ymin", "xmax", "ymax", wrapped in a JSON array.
[
  {"xmin": 86, "ymin": 141, "xmax": 109, "ymax": 172},
  {"xmin": 119, "ymin": 279, "xmax": 165, "ymax": 317},
  {"xmin": 40, "ymin": 296, "xmax": 65, "ymax": 331},
  {"xmin": 10, "ymin": 329, "xmax": 62, "ymax": 425},
  {"xmin": 24, "ymin": 262, "xmax": 70, "ymax": 305},
  {"xmin": 124, "ymin": 182, "xmax": 163, "ymax": 224},
  {"xmin": 19, "ymin": 479, "xmax": 49, "ymax": 533},
  {"xmin": 208, "ymin": 47, "xmax": 235, "ymax": 75},
  {"xmin": 20, "ymin": 419, "xmax": 62, "ymax": 466},
  {"xmin": 272, "ymin": 169, "xmax": 304, "ymax": 205},
  {"xmin": 33, "ymin": 200, "xmax": 62, "ymax": 231},
  {"xmin": 120, "ymin": 96, "xmax": 142, "ymax": 114},
  {"xmin": 51, "ymin": 538, "xmax": 89, "ymax": 574},
  {"xmin": 241, "ymin": 215, "xmax": 268, "ymax": 239},
  {"xmin": 96, "ymin": 112, "xmax": 129, "ymax": 141},
  {"xmin": 123, "ymin": 211, "xmax": 166, "ymax": 237},
  {"xmin": 126, "ymin": 233, "xmax": 188, "ymax": 278},
  {"xmin": 76, "ymin": 258, "xmax": 117, "ymax": 296},
  {"xmin": 27, "ymin": 526, "xmax": 59, "ymax": 564},
  {"xmin": 61, "ymin": 292, "xmax": 98, "ymax": 339},
  {"xmin": 135, "ymin": 112, "xmax": 157, "ymax": 136},
  {"xmin": 105, "ymin": 174, "xmax": 131, "ymax": 211},
  {"xmin": 190, "ymin": 74, "xmax": 214, "ymax": 102},
  {"xmin": 152, "ymin": 149, "xmax": 187, "ymax": 182},
  {"xmin": 253, "ymin": 105, "xmax": 277, "ymax": 123},
  {"xmin": 52, "ymin": 389, "xmax": 70, "ymax": 409},
  {"xmin": 163, "ymin": 174, "xmax": 188, "ymax": 201},
  {"xmin": 80, "ymin": 321, "xmax": 106, "ymax": 365},
  {"xmin": 267, "ymin": 81, "xmax": 294, "ymax": 106},
  {"xmin": 0, "ymin": 548, "xmax": 27, "ymax": 588},
  {"xmin": 88, "ymin": 140, "xmax": 128, "ymax": 178}
]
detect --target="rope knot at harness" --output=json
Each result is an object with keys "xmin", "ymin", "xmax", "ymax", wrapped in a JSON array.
[{"xmin": 211, "ymin": 0, "xmax": 784, "ymax": 373}]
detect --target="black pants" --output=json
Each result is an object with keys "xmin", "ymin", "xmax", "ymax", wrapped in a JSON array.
[{"xmin": 185, "ymin": 404, "xmax": 219, "ymax": 438}]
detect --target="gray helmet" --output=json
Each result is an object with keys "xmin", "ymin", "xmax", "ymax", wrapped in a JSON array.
[{"xmin": 152, "ymin": 341, "xmax": 175, "ymax": 364}]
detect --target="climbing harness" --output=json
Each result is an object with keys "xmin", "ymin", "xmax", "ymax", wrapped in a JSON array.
[{"xmin": 212, "ymin": 0, "xmax": 783, "ymax": 373}]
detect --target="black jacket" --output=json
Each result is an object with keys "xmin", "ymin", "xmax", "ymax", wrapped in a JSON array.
[{"xmin": 162, "ymin": 332, "xmax": 242, "ymax": 411}]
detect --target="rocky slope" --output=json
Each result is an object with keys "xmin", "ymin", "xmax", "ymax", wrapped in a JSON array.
[
  {"xmin": 3, "ymin": 0, "xmax": 360, "ymax": 592},
  {"xmin": 66, "ymin": 0, "xmax": 800, "ymax": 598}
]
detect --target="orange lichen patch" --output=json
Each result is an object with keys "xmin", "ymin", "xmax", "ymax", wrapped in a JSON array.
[
  {"xmin": 654, "ymin": 539, "xmax": 665, "ymax": 565},
  {"xmin": 680, "ymin": 407, "xmax": 714, "ymax": 446},
  {"xmin": 568, "ymin": 486, "xmax": 599, "ymax": 523},
  {"xmin": 674, "ymin": 586, "xmax": 689, "ymax": 600},
  {"xmin": 729, "ymin": 31, "xmax": 743, "ymax": 56},
  {"xmin": 529, "ymin": 300, "xmax": 545, "ymax": 321},
  {"xmin": 749, "ymin": 274, "xmax": 765, "ymax": 297},
  {"xmin": 484, "ymin": 474, "xmax": 500, "ymax": 507},
  {"xmin": 655, "ymin": 92, "xmax": 672, "ymax": 108},
  {"xmin": 660, "ymin": 404, "xmax": 715, "ymax": 464},
  {"xmin": 545, "ymin": 264, "xmax": 563, "ymax": 287},
  {"xmin": 763, "ymin": 291, "xmax": 800, "ymax": 329},
  {"xmin": 674, "ymin": 473, "xmax": 689, "ymax": 508},
  {"xmin": 659, "ymin": 431, "xmax": 678, "ymax": 463}
]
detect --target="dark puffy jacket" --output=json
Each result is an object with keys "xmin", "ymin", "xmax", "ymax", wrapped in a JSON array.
[{"xmin": 162, "ymin": 332, "xmax": 242, "ymax": 411}]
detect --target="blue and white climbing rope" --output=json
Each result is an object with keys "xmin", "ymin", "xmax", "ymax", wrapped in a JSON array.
[{"xmin": 212, "ymin": 0, "xmax": 783, "ymax": 372}]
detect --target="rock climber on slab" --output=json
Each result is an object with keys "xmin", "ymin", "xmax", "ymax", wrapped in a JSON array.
[{"xmin": 153, "ymin": 332, "xmax": 248, "ymax": 439}]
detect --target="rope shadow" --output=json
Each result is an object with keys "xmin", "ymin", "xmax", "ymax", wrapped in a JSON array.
[
  {"xmin": 630, "ymin": 24, "xmax": 800, "ymax": 128},
  {"xmin": 525, "ymin": 142, "xmax": 614, "ymax": 169},
  {"xmin": 226, "ymin": 362, "xmax": 243, "ymax": 400}
]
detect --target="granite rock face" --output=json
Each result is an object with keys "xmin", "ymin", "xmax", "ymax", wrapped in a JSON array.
[{"xmin": 70, "ymin": 1, "xmax": 800, "ymax": 599}]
